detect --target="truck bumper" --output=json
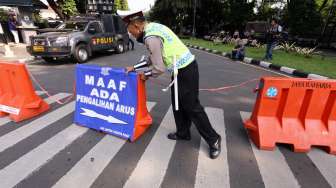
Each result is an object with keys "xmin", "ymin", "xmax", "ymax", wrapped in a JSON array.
[{"xmin": 27, "ymin": 46, "xmax": 72, "ymax": 58}]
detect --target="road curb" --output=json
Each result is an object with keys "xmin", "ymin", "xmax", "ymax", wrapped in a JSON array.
[{"xmin": 186, "ymin": 44, "xmax": 329, "ymax": 79}]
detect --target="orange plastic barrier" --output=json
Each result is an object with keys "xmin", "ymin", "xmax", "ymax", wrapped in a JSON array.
[
  {"xmin": 244, "ymin": 77, "xmax": 336, "ymax": 154},
  {"xmin": 133, "ymin": 77, "xmax": 153, "ymax": 141},
  {"xmin": 0, "ymin": 61, "xmax": 50, "ymax": 122}
]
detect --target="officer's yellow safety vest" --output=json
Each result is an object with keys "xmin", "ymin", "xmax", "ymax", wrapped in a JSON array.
[{"xmin": 144, "ymin": 22, "xmax": 195, "ymax": 72}]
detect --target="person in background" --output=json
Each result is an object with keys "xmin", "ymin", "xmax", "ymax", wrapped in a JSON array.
[
  {"xmin": 244, "ymin": 30, "xmax": 250, "ymax": 39},
  {"xmin": 232, "ymin": 39, "xmax": 245, "ymax": 61},
  {"xmin": 233, "ymin": 30, "xmax": 239, "ymax": 39},
  {"xmin": 231, "ymin": 30, "xmax": 240, "ymax": 44},
  {"xmin": 264, "ymin": 18, "xmax": 282, "ymax": 61},
  {"xmin": 8, "ymin": 15, "xmax": 19, "ymax": 44}
]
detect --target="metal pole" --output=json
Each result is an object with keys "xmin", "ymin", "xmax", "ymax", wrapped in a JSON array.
[
  {"xmin": 192, "ymin": 0, "xmax": 196, "ymax": 37},
  {"xmin": 173, "ymin": 55, "xmax": 179, "ymax": 111}
]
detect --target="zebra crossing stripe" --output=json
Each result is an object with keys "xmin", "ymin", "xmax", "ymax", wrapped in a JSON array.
[
  {"xmin": 0, "ymin": 92, "xmax": 71, "ymax": 127},
  {"xmin": 52, "ymin": 135, "xmax": 124, "ymax": 188},
  {"xmin": 123, "ymin": 106, "xmax": 176, "ymax": 188},
  {"xmin": 195, "ymin": 108, "xmax": 229, "ymax": 188},
  {"xmin": 43, "ymin": 92, "xmax": 72, "ymax": 104},
  {"xmin": 0, "ymin": 125, "xmax": 88, "ymax": 188},
  {"xmin": 0, "ymin": 101, "xmax": 75, "ymax": 153},
  {"xmin": 240, "ymin": 111, "xmax": 300, "ymax": 188},
  {"xmin": 0, "ymin": 117, "xmax": 11, "ymax": 127},
  {"xmin": 308, "ymin": 149, "xmax": 336, "ymax": 187},
  {"xmin": 52, "ymin": 102, "xmax": 157, "ymax": 188}
]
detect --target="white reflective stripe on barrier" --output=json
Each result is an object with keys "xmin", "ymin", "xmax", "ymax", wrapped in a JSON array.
[{"xmin": 0, "ymin": 105, "xmax": 20, "ymax": 115}]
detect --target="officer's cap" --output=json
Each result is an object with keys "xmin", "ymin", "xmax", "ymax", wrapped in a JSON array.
[{"xmin": 117, "ymin": 10, "xmax": 144, "ymax": 25}]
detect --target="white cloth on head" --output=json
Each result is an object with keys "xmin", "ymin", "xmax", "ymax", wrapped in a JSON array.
[
  {"xmin": 11, "ymin": 30, "xmax": 19, "ymax": 43},
  {"xmin": 0, "ymin": 24, "xmax": 3, "ymax": 34},
  {"xmin": 117, "ymin": 9, "xmax": 145, "ymax": 19}
]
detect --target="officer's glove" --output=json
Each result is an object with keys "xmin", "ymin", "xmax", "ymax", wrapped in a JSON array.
[
  {"xmin": 133, "ymin": 55, "xmax": 150, "ymax": 71},
  {"xmin": 144, "ymin": 69, "xmax": 152, "ymax": 77}
]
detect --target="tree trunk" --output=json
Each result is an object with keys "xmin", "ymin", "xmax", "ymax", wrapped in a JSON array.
[{"xmin": 47, "ymin": 0, "xmax": 66, "ymax": 20}]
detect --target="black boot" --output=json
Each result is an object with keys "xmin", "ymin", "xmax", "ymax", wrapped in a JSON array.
[
  {"xmin": 209, "ymin": 136, "xmax": 221, "ymax": 159},
  {"xmin": 167, "ymin": 132, "xmax": 191, "ymax": 141}
]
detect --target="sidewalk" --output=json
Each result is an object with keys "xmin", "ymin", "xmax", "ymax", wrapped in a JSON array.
[{"xmin": 0, "ymin": 43, "xmax": 35, "ymax": 62}]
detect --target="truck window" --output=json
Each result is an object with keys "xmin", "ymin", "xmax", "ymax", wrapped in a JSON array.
[
  {"xmin": 88, "ymin": 22, "xmax": 103, "ymax": 33},
  {"xmin": 57, "ymin": 22, "xmax": 88, "ymax": 31},
  {"xmin": 113, "ymin": 16, "xmax": 127, "ymax": 34}
]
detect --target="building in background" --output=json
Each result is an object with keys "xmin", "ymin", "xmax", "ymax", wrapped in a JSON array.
[
  {"xmin": 40, "ymin": 5, "xmax": 57, "ymax": 19},
  {"xmin": 0, "ymin": 0, "xmax": 48, "ymax": 44},
  {"xmin": 87, "ymin": 0, "xmax": 114, "ymax": 14}
]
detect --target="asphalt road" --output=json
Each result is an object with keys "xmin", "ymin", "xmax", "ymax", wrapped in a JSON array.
[{"xmin": 0, "ymin": 43, "xmax": 335, "ymax": 188}]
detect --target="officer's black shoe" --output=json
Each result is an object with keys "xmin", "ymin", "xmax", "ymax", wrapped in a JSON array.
[
  {"xmin": 167, "ymin": 132, "xmax": 191, "ymax": 141},
  {"xmin": 209, "ymin": 136, "xmax": 221, "ymax": 159}
]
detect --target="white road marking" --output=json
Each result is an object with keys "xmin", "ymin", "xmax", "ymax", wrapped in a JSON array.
[
  {"xmin": 0, "ymin": 125, "xmax": 88, "ymax": 188},
  {"xmin": 53, "ymin": 102, "xmax": 156, "ymax": 188},
  {"xmin": 0, "ymin": 101, "xmax": 75, "ymax": 153},
  {"xmin": 123, "ymin": 106, "xmax": 176, "ymax": 188},
  {"xmin": 195, "ymin": 108, "xmax": 230, "ymax": 188},
  {"xmin": 240, "ymin": 111, "xmax": 300, "ymax": 188},
  {"xmin": 308, "ymin": 149, "xmax": 336, "ymax": 188}
]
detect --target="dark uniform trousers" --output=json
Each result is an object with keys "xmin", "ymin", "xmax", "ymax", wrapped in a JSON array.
[{"xmin": 171, "ymin": 60, "xmax": 220, "ymax": 145}]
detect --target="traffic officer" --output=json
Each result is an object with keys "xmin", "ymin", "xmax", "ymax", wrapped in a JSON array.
[{"xmin": 120, "ymin": 10, "xmax": 221, "ymax": 159}]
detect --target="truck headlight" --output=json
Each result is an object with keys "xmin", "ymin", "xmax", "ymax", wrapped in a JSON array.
[{"xmin": 51, "ymin": 36, "xmax": 68, "ymax": 46}]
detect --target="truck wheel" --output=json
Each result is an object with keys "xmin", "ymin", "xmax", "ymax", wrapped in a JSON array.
[
  {"xmin": 116, "ymin": 41, "xmax": 125, "ymax": 54},
  {"xmin": 74, "ymin": 44, "xmax": 89, "ymax": 63}
]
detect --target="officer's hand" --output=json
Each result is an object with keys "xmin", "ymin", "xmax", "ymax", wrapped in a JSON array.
[
  {"xmin": 125, "ymin": 66, "xmax": 135, "ymax": 74},
  {"xmin": 139, "ymin": 73, "xmax": 148, "ymax": 81}
]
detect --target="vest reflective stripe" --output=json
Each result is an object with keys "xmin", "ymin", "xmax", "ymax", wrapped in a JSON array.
[
  {"xmin": 144, "ymin": 23, "xmax": 194, "ymax": 71},
  {"xmin": 167, "ymin": 51, "xmax": 194, "ymax": 72}
]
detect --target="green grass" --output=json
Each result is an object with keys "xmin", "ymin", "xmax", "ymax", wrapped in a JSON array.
[{"xmin": 182, "ymin": 38, "xmax": 336, "ymax": 78}]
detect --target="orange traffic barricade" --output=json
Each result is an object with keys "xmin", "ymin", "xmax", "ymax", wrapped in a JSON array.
[
  {"xmin": 0, "ymin": 61, "xmax": 50, "ymax": 122},
  {"xmin": 244, "ymin": 77, "xmax": 336, "ymax": 154},
  {"xmin": 132, "ymin": 77, "xmax": 153, "ymax": 141}
]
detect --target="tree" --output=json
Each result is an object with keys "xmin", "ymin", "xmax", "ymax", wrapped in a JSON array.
[
  {"xmin": 284, "ymin": 0, "xmax": 322, "ymax": 37},
  {"xmin": 60, "ymin": 0, "xmax": 78, "ymax": 18},
  {"xmin": 226, "ymin": 0, "xmax": 256, "ymax": 31},
  {"xmin": 46, "ymin": 0, "xmax": 78, "ymax": 20},
  {"xmin": 75, "ymin": 0, "xmax": 86, "ymax": 14},
  {"xmin": 197, "ymin": 0, "xmax": 228, "ymax": 35},
  {"xmin": 150, "ymin": 0, "xmax": 224, "ymax": 34},
  {"xmin": 121, "ymin": 0, "xmax": 129, "ymax": 10},
  {"xmin": 114, "ymin": 0, "xmax": 122, "ymax": 10},
  {"xmin": 255, "ymin": 0, "xmax": 286, "ymax": 21},
  {"xmin": 114, "ymin": 0, "xmax": 129, "ymax": 11}
]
